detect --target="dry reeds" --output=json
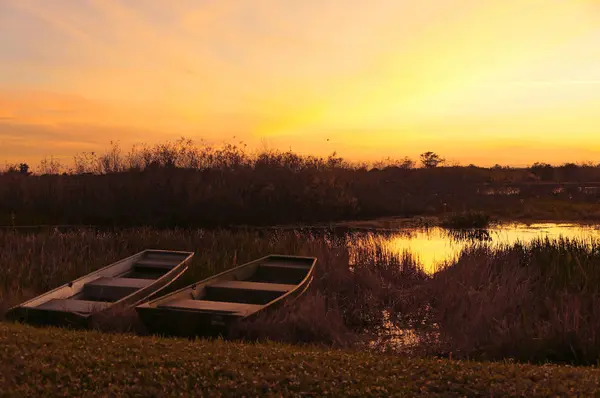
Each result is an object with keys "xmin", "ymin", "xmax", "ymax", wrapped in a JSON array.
[
  {"xmin": 0, "ymin": 228, "xmax": 428, "ymax": 349},
  {"xmin": 230, "ymin": 240, "xmax": 428, "ymax": 347},
  {"xmin": 425, "ymin": 237, "xmax": 600, "ymax": 364},
  {"xmin": 4, "ymin": 226, "xmax": 600, "ymax": 364}
]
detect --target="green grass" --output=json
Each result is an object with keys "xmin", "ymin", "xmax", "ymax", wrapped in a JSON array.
[{"xmin": 1, "ymin": 323, "xmax": 599, "ymax": 397}]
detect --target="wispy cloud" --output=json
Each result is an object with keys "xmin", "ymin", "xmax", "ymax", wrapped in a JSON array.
[
  {"xmin": 5, "ymin": 0, "xmax": 93, "ymax": 44},
  {"xmin": 1, "ymin": 0, "xmax": 600, "ymax": 166},
  {"xmin": 481, "ymin": 80, "xmax": 600, "ymax": 87},
  {"xmin": 0, "ymin": 122, "xmax": 100, "ymax": 145}
]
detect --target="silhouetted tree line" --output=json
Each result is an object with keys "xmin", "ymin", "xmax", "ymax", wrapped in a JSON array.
[
  {"xmin": 2, "ymin": 163, "xmax": 31, "ymax": 176},
  {"xmin": 1, "ymin": 139, "xmax": 600, "ymax": 227}
]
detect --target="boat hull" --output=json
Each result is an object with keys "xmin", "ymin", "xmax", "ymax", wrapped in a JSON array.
[
  {"xmin": 6, "ymin": 306, "xmax": 90, "ymax": 329},
  {"xmin": 5, "ymin": 250, "xmax": 193, "ymax": 329},
  {"xmin": 135, "ymin": 306, "xmax": 234, "ymax": 338},
  {"xmin": 136, "ymin": 255, "xmax": 316, "ymax": 337}
]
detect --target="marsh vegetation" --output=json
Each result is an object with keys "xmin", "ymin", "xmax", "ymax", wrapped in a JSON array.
[
  {"xmin": 3, "ymin": 226, "xmax": 600, "ymax": 365},
  {"xmin": 3, "ymin": 139, "xmax": 600, "ymax": 371},
  {"xmin": 3, "ymin": 139, "xmax": 600, "ymax": 228}
]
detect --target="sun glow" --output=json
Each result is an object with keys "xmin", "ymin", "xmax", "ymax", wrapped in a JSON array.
[{"xmin": 1, "ymin": 0, "xmax": 600, "ymax": 166}]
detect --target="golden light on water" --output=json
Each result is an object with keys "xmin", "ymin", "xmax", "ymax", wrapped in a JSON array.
[{"xmin": 380, "ymin": 224, "xmax": 600, "ymax": 274}]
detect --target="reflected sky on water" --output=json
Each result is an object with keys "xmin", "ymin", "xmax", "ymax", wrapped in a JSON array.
[{"xmin": 354, "ymin": 223, "xmax": 600, "ymax": 274}]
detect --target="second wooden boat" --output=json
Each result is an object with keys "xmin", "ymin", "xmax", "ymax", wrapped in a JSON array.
[
  {"xmin": 5, "ymin": 250, "xmax": 194, "ymax": 328},
  {"xmin": 135, "ymin": 254, "xmax": 316, "ymax": 337}
]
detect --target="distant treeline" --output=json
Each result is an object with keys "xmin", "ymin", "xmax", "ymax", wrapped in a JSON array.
[{"xmin": 1, "ymin": 139, "xmax": 600, "ymax": 227}]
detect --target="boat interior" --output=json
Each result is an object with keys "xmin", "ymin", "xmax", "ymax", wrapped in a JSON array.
[
  {"xmin": 32, "ymin": 251, "xmax": 190, "ymax": 314},
  {"xmin": 155, "ymin": 256, "xmax": 314, "ymax": 316}
]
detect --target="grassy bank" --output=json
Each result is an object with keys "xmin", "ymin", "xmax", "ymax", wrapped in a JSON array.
[{"xmin": 1, "ymin": 323, "xmax": 599, "ymax": 397}]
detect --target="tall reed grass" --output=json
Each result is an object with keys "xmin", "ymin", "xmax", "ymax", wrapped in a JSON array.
[
  {"xmin": 425, "ymin": 237, "xmax": 600, "ymax": 364},
  {"xmin": 0, "ymin": 228, "xmax": 428, "ymax": 347},
  {"xmin": 3, "ymin": 228, "xmax": 600, "ymax": 364}
]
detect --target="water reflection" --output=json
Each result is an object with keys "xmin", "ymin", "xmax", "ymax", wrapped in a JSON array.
[
  {"xmin": 354, "ymin": 223, "xmax": 600, "ymax": 274},
  {"xmin": 446, "ymin": 229, "xmax": 492, "ymax": 242}
]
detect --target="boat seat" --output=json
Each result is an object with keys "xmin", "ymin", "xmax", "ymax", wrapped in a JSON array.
[
  {"xmin": 145, "ymin": 253, "xmax": 188, "ymax": 262},
  {"xmin": 37, "ymin": 299, "xmax": 111, "ymax": 314},
  {"xmin": 252, "ymin": 262, "xmax": 311, "ymax": 285},
  {"xmin": 83, "ymin": 277, "xmax": 153, "ymax": 301},
  {"xmin": 204, "ymin": 280, "xmax": 295, "ymax": 304},
  {"xmin": 158, "ymin": 299, "xmax": 262, "ymax": 316},
  {"xmin": 212, "ymin": 280, "xmax": 295, "ymax": 293},
  {"xmin": 261, "ymin": 261, "xmax": 311, "ymax": 270},
  {"xmin": 134, "ymin": 258, "xmax": 179, "ymax": 270}
]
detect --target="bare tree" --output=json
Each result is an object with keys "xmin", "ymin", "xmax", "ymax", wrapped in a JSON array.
[{"xmin": 420, "ymin": 152, "xmax": 445, "ymax": 168}]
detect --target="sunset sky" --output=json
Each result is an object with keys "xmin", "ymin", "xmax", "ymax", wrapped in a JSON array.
[{"xmin": 1, "ymin": 0, "xmax": 600, "ymax": 167}]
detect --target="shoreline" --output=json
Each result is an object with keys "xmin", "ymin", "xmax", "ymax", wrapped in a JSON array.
[{"xmin": 2, "ymin": 214, "xmax": 600, "ymax": 233}]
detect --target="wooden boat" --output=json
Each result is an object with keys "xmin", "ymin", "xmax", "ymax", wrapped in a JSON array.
[
  {"xmin": 5, "ymin": 250, "xmax": 194, "ymax": 328},
  {"xmin": 135, "ymin": 254, "xmax": 316, "ymax": 337}
]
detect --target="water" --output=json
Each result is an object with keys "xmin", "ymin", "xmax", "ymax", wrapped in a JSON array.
[
  {"xmin": 348, "ymin": 222, "xmax": 600, "ymax": 353},
  {"xmin": 353, "ymin": 222, "xmax": 600, "ymax": 274}
]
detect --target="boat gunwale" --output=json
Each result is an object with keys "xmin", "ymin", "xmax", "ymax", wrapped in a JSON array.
[
  {"xmin": 6, "ymin": 249, "xmax": 194, "ymax": 320},
  {"xmin": 117, "ymin": 250, "xmax": 194, "ymax": 310}
]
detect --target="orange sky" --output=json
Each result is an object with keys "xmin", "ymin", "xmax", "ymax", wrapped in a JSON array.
[{"xmin": 1, "ymin": 0, "xmax": 600, "ymax": 167}]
